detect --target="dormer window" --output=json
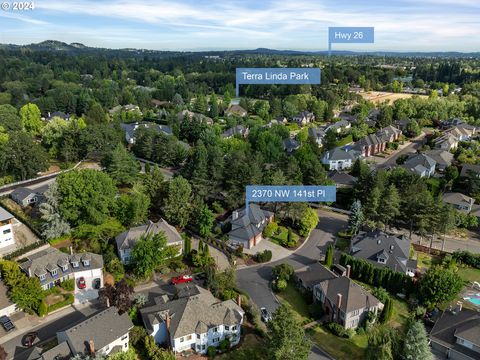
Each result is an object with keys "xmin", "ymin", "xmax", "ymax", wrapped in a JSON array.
[
  {"xmin": 61, "ymin": 265, "xmax": 68, "ymax": 272},
  {"xmin": 72, "ymin": 261, "xmax": 79, "ymax": 268},
  {"xmin": 378, "ymin": 258, "xmax": 386, "ymax": 264},
  {"xmin": 51, "ymin": 269, "xmax": 58, "ymax": 276},
  {"xmin": 39, "ymin": 274, "xmax": 46, "ymax": 281},
  {"xmin": 82, "ymin": 259, "xmax": 90, "ymax": 267}
]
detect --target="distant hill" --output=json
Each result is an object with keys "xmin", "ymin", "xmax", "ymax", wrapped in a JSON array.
[{"xmin": 0, "ymin": 41, "xmax": 479, "ymax": 58}]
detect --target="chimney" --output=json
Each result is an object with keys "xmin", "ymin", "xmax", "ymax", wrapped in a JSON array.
[
  {"xmin": 346, "ymin": 265, "xmax": 351, "ymax": 278},
  {"xmin": 165, "ymin": 311, "xmax": 171, "ymax": 330},
  {"xmin": 232, "ymin": 210, "xmax": 239, "ymax": 220},
  {"xmin": 69, "ymin": 246, "xmax": 73, "ymax": 255},
  {"xmin": 89, "ymin": 340, "xmax": 95, "ymax": 357},
  {"xmin": 237, "ymin": 294, "xmax": 242, "ymax": 308},
  {"xmin": 336, "ymin": 294, "xmax": 342, "ymax": 320}
]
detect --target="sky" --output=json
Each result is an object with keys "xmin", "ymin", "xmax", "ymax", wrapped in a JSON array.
[{"xmin": 0, "ymin": 0, "xmax": 479, "ymax": 52}]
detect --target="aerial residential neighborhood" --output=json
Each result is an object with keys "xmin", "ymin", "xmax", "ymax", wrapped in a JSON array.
[{"xmin": 0, "ymin": 2, "xmax": 480, "ymax": 360}]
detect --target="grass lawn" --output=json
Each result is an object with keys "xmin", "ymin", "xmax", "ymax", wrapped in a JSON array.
[
  {"xmin": 270, "ymin": 226, "xmax": 299, "ymax": 248},
  {"xmin": 389, "ymin": 297, "xmax": 410, "ymax": 329},
  {"xmin": 335, "ymin": 134, "xmax": 353, "ymax": 147},
  {"xmin": 416, "ymin": 251, "xmax": 442, "ymax": 270},
  {"xmin": 276, "ymin": 283, "xmax": 310, "ymax": 323},
  {"xmin": 308, "ymin": 326, "xmax": 367, "ymax": 360},
  {"xmin": 217, "ymin": 330, "xmax": 264, "ymax": 360},
  {"xmin": 457, "ymin": 266, "xmax": 480, "ymax": 283}
]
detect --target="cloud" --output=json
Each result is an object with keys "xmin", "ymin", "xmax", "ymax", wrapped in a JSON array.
[{"xmin": 0, "ymin": 12, "xmax": 49, "ymax": 25}]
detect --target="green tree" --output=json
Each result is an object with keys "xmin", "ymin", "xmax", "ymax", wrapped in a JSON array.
[
  {"xmin": 298, "ymin": 207, "xmax": 319, "ymax": 236},
  {"xmin": 366, "ymin": 326, "xmax": 393, "ymax": 360},
  {"xmin": 272, "ymin": 263, "xmax": 294, "ymax": 282},
  {"xmin": 325, "ymin": 244, "xmax": 334, "ymax": 268},
  {"xmin": 418, "ymin": 266, "xmax": 463, "ymax": 308},
  {"xmin": 193, "ymin": 242, "xmax": 215, "ymax": 268},
  {"xmin": 379, "ymin": 184, "xmax": 401, "ymax": 228},
  {"xmin": 348, "ymin": 200, "xmax": 364, "ymax": 235},
  {"xmin": 197, "ymin": 205, "xmax": 214, "ymax": 237},
  {"xmin": 19, "ymin": 103, "xmax": 42, "ymax": 135},
  {"xmin": 402, "ymin": 319, "xmax": 433, "ymax": 360},
  {"xmin": 115, "ymin": 184, "xmax": 150, "ymax": 227},
  {"xmin": 162, "ymin": 176, "xmax": 192, "ymax": 227},
  {"xmin": 39, "ymin": 182, "xmax": 71, "ymax": 240},
  {"xmin": 379, "ymin": 297, "xmax": 393, "ymax": 323},
  {"xmin": 193, "ymin": 93, "xmax": 208, "ymax": 114},
  {"xmin": 144, "ymin": 335, "xmax": 176, "ymax": 360},
  {"xmin": 131, "ymin": 232, "xmax": 180, "ymax": 278},
  {"xmin": 57, "ymin": 169, "xmax": 117, "ymax": 226},
  {"xmin": 405, "ymin": 119, "xmax": 421, "ymax": 138},
  {"xmin": 0, "ymin": 132, "xmax": 48, "ymax": 180},
  {"xmin": 103, "ymin": 144, "xmax": 140, "ymax": 185},
  {"xmin": 265, "ymin": 304, "xmax": 310, "ymax": 360},
  {"xmin": 87, "ymin": 102, "xmax": 106, "ymax": 123},
  {"xmin": 209, "ymin": 92, "xmax": 219, "ymax": 118},
  {"xmin": 183, "ymin": 235, "xmax": 192, "ymax": 255},
  {"xmin": 0, "ymin": 104, "xmax": 21, "ymax": 131}
]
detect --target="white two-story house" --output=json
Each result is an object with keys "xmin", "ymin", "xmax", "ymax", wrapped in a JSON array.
[
  {"xmin": 0, "ymin": 207, "xmax": 15, "ymax": 251},
  {"xmin": 140, "ymin": 285, "xmax": 244, "ymax": 354}
]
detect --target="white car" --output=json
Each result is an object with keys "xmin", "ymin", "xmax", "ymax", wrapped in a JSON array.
[{"xmin": 260, "ymin": 307, "xmax": 272, "ymax": 322}]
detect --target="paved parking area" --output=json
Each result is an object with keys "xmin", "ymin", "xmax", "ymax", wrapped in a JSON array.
[{"xmin": 75, "ymin": 289, "xmax": 99, "ymax": 305}]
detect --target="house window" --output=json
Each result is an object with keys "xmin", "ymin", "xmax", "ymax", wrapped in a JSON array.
[
  {"xmin": 124, "ymin": 343, "xmax": 128, "ymax": 348},
  {"xmin": 61, "ymin": 265, "xmax": 68, "ymax": 272},
  {"xmin": 121, "ymin": 335, "xmax": 128, "ymax": 341},
  {"xmin": 180, "ymin": 337, "xmax": 184, "ymax": 343},
  {"xmin": 197, "ymin": 334, "xmax": 201, "ymax": 339},
  {"xmin": 82, "ymin": 260, "xmax": 90, "ymax": 266},
  {"xmin": 72, "ymin": 262, "xmax": 79, "ymax": 268},
  {"xmin": 214, "ymin": 338, "xmax": 219, "ymax": 343},
  {"xmin": 51, "ymin": 269, "xmax": 57, "ymax": 276},
  {"xmin": 378, "ymin": 258, "xmax": 386, "ymax": 264},
  {"xmin": 225, "ymin": 326, "xmax": 229, "ymax": 331},
  {"xmin": 3, "ymin": 229, "xmax": 11, "ymax": 235},
  {"xmin": 213, "ymin": 327, "xmax": 218, "ymax": 333},
  {"xmin": 202, "ymin": 345, "xmax": 206, "ymax": 350},
  {"xmin": 232, "ymin": 325, "xmax": 237, "ymax": 331},
  {"xmin": 39, "ymin": 274, "xmax": 46, "ymax": 281}
]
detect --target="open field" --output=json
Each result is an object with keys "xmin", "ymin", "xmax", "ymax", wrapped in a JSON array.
[{"xmin": 358, "ymin": 91, "xmax": 428, "ymax": 104}]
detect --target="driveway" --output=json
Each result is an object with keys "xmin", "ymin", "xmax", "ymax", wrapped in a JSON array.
[
  {"xmin": 371, "ymin": 132, "xmax": 427, "ymax": 166},
  {"xmin": 242, "ymin": 240, "xmax": 292, "ymax": 262},
  {"xmin": 191, "ymin": 237, "xmax": 230, "ymax": 271}
]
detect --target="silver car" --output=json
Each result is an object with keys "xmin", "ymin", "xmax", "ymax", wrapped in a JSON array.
[{"xmin": 260, "ymin": 307, "xmax": 272, "ymax": 322}]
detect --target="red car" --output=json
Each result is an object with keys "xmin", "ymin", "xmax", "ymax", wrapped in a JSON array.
[
  {"xmin": 77, "ymin": 277, "xmax": 86, "ymax": 289},
  {"xmin": 171, "ymin": 275, "xmax": 193, "ymax": 285},
  {"xmin": 22, "ymin": 332, "xmax": 38, "ymax": 347}
]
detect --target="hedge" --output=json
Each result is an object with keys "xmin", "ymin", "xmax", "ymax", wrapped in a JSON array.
[
  {"xmin": 339, "ymin": 253, "xmax": 415, "ymax": 295},
  {"xmin": 47, "ymin": 293, "xmax": 74, "ymax": 313},
  {"xmin": 3, "ymin": 241, "xmax": 46, "ymax": 261},
  {"xmin": 452, "ymin": 250, "xmax": 480, "ymax": 269}
]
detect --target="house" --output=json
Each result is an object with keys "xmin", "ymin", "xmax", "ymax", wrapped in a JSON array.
[
  {"xmin": 429, "ymin": 304, "xmax": 480, "ymax": 360},
  {"xmin": 327, "ymin": 170, "xmax": 358, "ymax": 188},
  {"xmin": 313, "ymin": 268, "xmax": 381, "ymax": 329},
  {"xmin": 224, "ymin": 105, "xmax": 247, "ymax": 117},
  {"xmin": 46, "ymin": 111, "xmax": 70, "ymax": 121},
  {"xmin": 140, "ymin": 285, "xmax": 244, "ymax": 354},
  {"xmin": 308, "ymin": 127, "xmax": 326, "ymax": 147},
  {"xmin": 120, "ymin": 122, "xmax": 172, "ymax": 144},
  {"xmin": 222, "ymin": 125, "xmax": 249, "ymax": 139},
  {"xmin": 115, "ymin": 219, "xmax": 183, "ymax": 264},
  {"xmin": 402, "ymin": 153, "xmax": 436, "ymax": 178},
  {"xmin": 460, "ymin": 164, "xmax": 480, "ymax": 178},
  {"xmin": 56, "ymin": 306, "xmax": 133, "ymax": 358},
  {"xmin": 395, "ymin": 119, "xmax": 410, "ymax": 132},
  {"xmin": 177, "ymin": 110, "xmax": 213, "ymax": 125},
  {"xmin": 325, "ymin": 120, "xmax": 351, "ymax": 134},
  {"xmin": 352, "ymin": 126, "xmax": 402, "ymax": 157},
  {"xmin": 228, "ymin": 204, "xmax": 274, "ymax": 249},
  {"xmin": 440, "ymin": 118, "xmax": 465, "ymax": 129},
  {"xmin": 291, "ymin": 111, "xmax": 315, "ymax": 126},
  {"xmin": 283, "ymin": 137, "xmax": 300, "ymax": 153},
  {"xmin": 321, "ymin": 148, "xmax": 355, "ymax": 171},
  {"xmin": 0, "ymin": 207, "xmax": 14, "ymax": 251},
  {"xmin": 350, "ymin": 230, "xmax": 417, "ymax": 275},
  {"xmin": 39, "ymin": 341, "xmax": 72, "ymax": 360},
  {"xmin": 20, "ymin": 246, "xmax": 103, "ymax": 291},
  {"xmin": 423, "ymin": 149, "xmax": 454, "ymax": 171},
  {"xmin": 443, "ymin": 192, "xmax": 475, "ymax": 213},
  {"xmin": 433, "ymin": 133, "xmax": 459, "ymax": 151},
  {"xmin": 10, "ymin": 187, "xmax": 46, "ymax": 208},
  {"xmin": 444, "ymin": 124, "xmax": 476, "ymax": 141},
  {"xmin": 0, "ymin": 281, "xmax": 17, "ymax": 317},
  {"xmin": 294, "ymin": 262, "xmax": 337, "ymax": 292}
]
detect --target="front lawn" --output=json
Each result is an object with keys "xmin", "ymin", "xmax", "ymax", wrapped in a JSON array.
[
  {"xmin": 308, "ymin": 326, "xmax": 367, "ymax": 360},
  {"xmin": 457, "ymin": 266, "xmax": 480, "ymax": 283},
  {"xmin": 335, "ymin": 134, "xmax": 353, "ymax": 147},
  {"xmin": 276, "ymin": 283, "xmax": 310, "ymax": 323},
  {"xmin": 270, "ymin": 226, "xmax": 299, "ymax": 248},
  {"xmin": 416, "ymin": 251, "xmax": 442, "ymax": 270}
]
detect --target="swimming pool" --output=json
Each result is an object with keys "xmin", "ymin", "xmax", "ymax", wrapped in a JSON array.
[{"xmin": 468, "ymin": 297, "xmax": 480, "ymax": 306}]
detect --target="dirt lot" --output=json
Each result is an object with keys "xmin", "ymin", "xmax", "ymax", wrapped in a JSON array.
[{"xmin": 358, "ymin": 91, "xmax": 428, "ymax": 104}]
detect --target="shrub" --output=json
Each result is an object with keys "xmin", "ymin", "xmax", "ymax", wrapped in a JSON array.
[
  {"xmin": 272, "ymin": 263, "xmax": 294, "ymax": 282},
  {"xmin": 275, "ymin": 279, "xmax": 287, "ymax": 291},
  {"xmin": 325, "ymin": 322, "xmax": 347, "ymax": 337},
  {"xmin": 256, "ymin": 250, "xmax": 272, "ymax": 263},
  {"xmin": 263, "ymin": 221, "xmax": 278, "ymax": 238},
  {"xmin": 160, "ymin": 267, "xmax": 170, "ymax": 275},
  {"xmin": 47, "ymin": 293, "xmax": 74, "ymax": 313},
  {"xmin": 219, "ymin": 338, "xmax": 230, "ymax": 352},
  {"xmin": 207, "ymin": 346, "xmax": 217, "ymax": 358},
  {"xmin": 211, "ymin": 202, "xmax": 223, "ymax": 214},
  {"xmin": 372, "ymin": 287, "xmax": 389, "ymax": 303},
  {"xmin": 38, "ymin": 300, "xmax": 48, "ymax": 317},
  {"xmin": 60, "ymin": 279, "xmax": 75, "ymax": 291}
]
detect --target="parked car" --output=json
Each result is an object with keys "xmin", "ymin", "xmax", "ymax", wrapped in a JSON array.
[
  {"xmin": 0, "ymin": 315, "xmax": 15, "ymax": 332},
  {"xmin": 22, "ymin": 332, "xmax": 38, "ymax": 347},
  {"xmin": 260, "ymin": 307, "xmax": 272, "ymax": 322},
  {"xmin": 93, "ymin": 278, "xmax": 101, "ymax": 289},
  {"xmin": 171, "ymin": 275, "xmax": 193, "ymax": 285},
  {"xmin": 77, "ymin": 277, "xmax": 86, "ymax": 289}
]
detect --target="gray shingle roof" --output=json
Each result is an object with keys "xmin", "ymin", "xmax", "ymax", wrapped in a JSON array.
[
  {"xmin": 40, "ymin": 341, "xmax": 72, "ymax": 360},
  {"xmin": 140, "ymin": 286, "xmax": 243, "ymax": 339},
  {"xmin": 328, "ymin": 171, "xmax": 357, "ymax": 186},
  {"xmin": 423, "ymin": 150, "xmax": 454, "ymax": 167},
  {"xmin": 460, "ymin": 164, "xmax": 480, "ymax": 178},
  {"xmin": 0, "ymin": 206, "xmax": 13, "ymax": 222},
  {"xmin": 350, "ymin": 230, "xmax": 415, "ymax": 273},
  {"xmin": 228, "ymin": 204, "xmax": 273, "ymax": 242},
  {"xmin": 325, "ymin": 148, "xmax": 355, "ymax": 161},
  {"xmin": 404, "ymin": 153, "xmax": 436, "ymax": 169},
  {"xmin": 20, "ymin": 247, "xmax": 103, "ymax": 284},
  {"xmin": 443, "ymin": 192, "xmax": 475, "ymax": 210},
  {"xmin": 115, "ymin": 219, "xmax": 183, "ymax": 251},
  {"xmin": 120, "ymin": 122, "xmax": 172, "ymax": 142},
  {"xmin": 283, "ymin": 138, "xmax": 300, "ymax": 152},
  {"xmin": 295, "ymin": 263, "xmax": 337, "ymax": 290},
  {"xmin": 10, "ymin": 187, "xmax": 37, "ymax": 202},
  {"xmin": 62, "ymin": 307, "xmax": 133, "ymax": 356},
  {"xmin": 317, "ymin": 276, "xmax": 380, "ymax": 313}
]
